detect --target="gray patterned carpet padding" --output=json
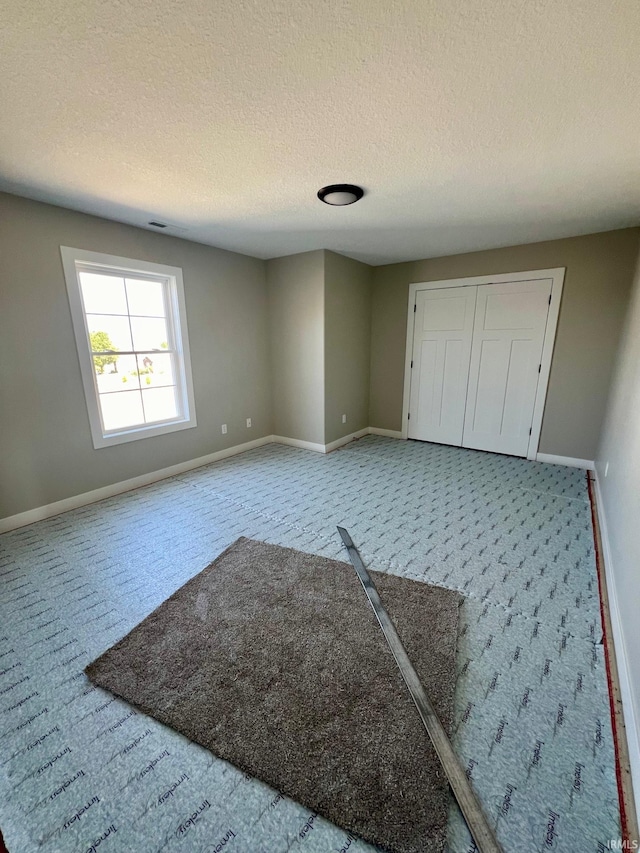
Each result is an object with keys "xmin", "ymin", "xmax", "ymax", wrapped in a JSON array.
[{"xmin": 0, "ymin": 436, "xmax": 622, "ymax": 852}]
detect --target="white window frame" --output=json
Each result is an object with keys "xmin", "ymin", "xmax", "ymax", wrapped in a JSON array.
[{"xmin": 61, "ymin": 247, "xmax": 197, "ymax": 449}]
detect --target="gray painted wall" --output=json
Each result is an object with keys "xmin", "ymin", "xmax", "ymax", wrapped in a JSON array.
[
  {"xmin": 266, "ymin": 251, "xmax": 325, "ymax": 445},
  {"xmin": 267, "ymin": 250, "xmax": 372, "ymax": 447},
  {"xmin": 369, "ymin": 228, "xmax": 640, "ymax": 459},
  {"xmin": 0, "ymin": 193, "xmax": 272, "ymax": 519},
  {"xmin": 324, "ymin": 251, "xmax": 372, "ymax": 445},
  {"xmin": 3, "ymin": 191, "xmax": 640, "ymax": 523},
  {"xmin": 596, "ymin": 246, "xmax": 640, "ymax": 789}
]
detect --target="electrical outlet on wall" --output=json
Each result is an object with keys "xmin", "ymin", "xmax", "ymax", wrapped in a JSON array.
[
  {"xmin": 246, "ymin": 418, "xmax": 252, "ymax": 428},
  {"xmin": 342, "ymin": 414, "xmax": 347, "ymax": 424},
  {"xmin": 221, "ymin": 424, "xmax": 227, "ymax": 435}
]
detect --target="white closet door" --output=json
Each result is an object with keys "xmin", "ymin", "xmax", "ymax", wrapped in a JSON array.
[
  {"xmin": 462, "ymin": 279, "xmax": 552, "ymax": 457},
  {"xmin": 408, "ymin": 286, "xmax": 477, "ymax": 445}
]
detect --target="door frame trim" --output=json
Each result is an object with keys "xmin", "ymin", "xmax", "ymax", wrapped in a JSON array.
[{"xmin": 401, "ymin": 267, "xmax": 566, "ymax": 460}]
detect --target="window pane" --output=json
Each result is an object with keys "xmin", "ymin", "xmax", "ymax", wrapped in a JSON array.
[
  {"xmin": 87, "ymin": 315, "xmax": 133, "ymax": 352},
  {"xmin": 64, "ymin": 249, "xmax": 195, "ymax": 447},
  {"xmin": 99, "ymin": 390, "xmax": 144, "ymax": 431},
  {"xmin": 130, "ymin": 316, "xmax": 169, "ymax": 352},
  {"xmin": 94, "ymin": 355, "xmax": 141, "ymax": 393},
  {"xmin": 141, "ymin": 386, "xmax": 179, "ymax": 423},
  {"xmin": 125, "ymin": 278, "xmax": 166, "ymax": 317},
  {"xmin": 136, "ymin": 353, "xmax": 175, "ymax": 388},
  {"xmin": 79, "ymin": 272, "xmax": 128, "ymax": 315}
]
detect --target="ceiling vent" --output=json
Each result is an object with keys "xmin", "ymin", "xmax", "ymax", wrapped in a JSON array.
[{"xmin": 146, "ymin": 220, "xmax": 188, "ymax": 235}]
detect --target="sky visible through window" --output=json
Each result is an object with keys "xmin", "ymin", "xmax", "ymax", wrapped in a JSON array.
[{"xmin": 80, "ymin": 271, "xmax": 179, "ymax": 432}]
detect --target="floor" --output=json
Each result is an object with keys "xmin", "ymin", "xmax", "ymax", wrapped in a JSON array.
[{"xmin": 0, "ymin": 436, "xmax": 622, "ymax": 853}]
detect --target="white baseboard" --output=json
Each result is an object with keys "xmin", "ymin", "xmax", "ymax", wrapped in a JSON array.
[
  {"xmin": 272, "ymin": 427, "xmax": 370, "ymax": 455},
  {"xmin": 0, "ymin": 435, "xmax": 274, "ymax": 534},
  {"xmin": 368, "ymin": 426, "xmax": 404, "ymax": 439},
  {"xmin": 594, "ymin": 471, "xmax": 640, "ymax": 820},
  {"xmin": 536, "ymin": 452, "xmax": 595, "ymax": 470},
  {"xmin": 1, "ymin": 432, "xmax": 603, "ymax": 534},
  {"xmin": 271, "ymin": 435, "xmax": 326, "ymax": 453},
  {"xmin": 0, "ymin": 428, "xmax": 404, "ymax": 534},
  {"xmin": 324, "ymin": 428, "xmax": 370, "ymax": 453}
]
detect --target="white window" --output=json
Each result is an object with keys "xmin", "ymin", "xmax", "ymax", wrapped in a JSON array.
[{"xmin": 61, "ymin": 247, "xmax": 197, "ymax": 449}]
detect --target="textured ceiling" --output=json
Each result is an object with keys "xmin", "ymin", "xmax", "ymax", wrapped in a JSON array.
[{"xmin": 1, "ymin": 0, "xmax": 640, "ymax": 265}]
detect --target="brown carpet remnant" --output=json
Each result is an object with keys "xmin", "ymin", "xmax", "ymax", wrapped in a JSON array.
[{"xmin": 86, "ymin": 538, "xmax": 462, "ymax": 853}]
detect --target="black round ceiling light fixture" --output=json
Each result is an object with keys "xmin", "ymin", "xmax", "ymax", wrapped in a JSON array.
[{"xmin": 317, "ymin": 184, "xmax": 364, "ymax": 206}]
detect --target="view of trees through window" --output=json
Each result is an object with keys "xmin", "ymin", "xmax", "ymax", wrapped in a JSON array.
[{"xmin": 81, "ymin": 270, "xmax": 180, "ymax": 432}]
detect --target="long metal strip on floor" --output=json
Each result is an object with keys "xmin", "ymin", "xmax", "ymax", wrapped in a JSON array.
[{"xmin": 337, "ymin": 526, "xmax": 503, "ymax": 853}]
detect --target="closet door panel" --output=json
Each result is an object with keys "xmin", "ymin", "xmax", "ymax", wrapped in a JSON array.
[
  {"xmin": 408, "ymin": 287, "xmax": 477, "ymax": 445},
  {"xmin": 462, "ymin": 280, "xmax": 552, "ymax": 457}
]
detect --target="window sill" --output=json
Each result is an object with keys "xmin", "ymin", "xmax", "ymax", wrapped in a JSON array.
[{"xmin": 91, "ymin": 416, "xmax": 198, "ymax": 449}]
